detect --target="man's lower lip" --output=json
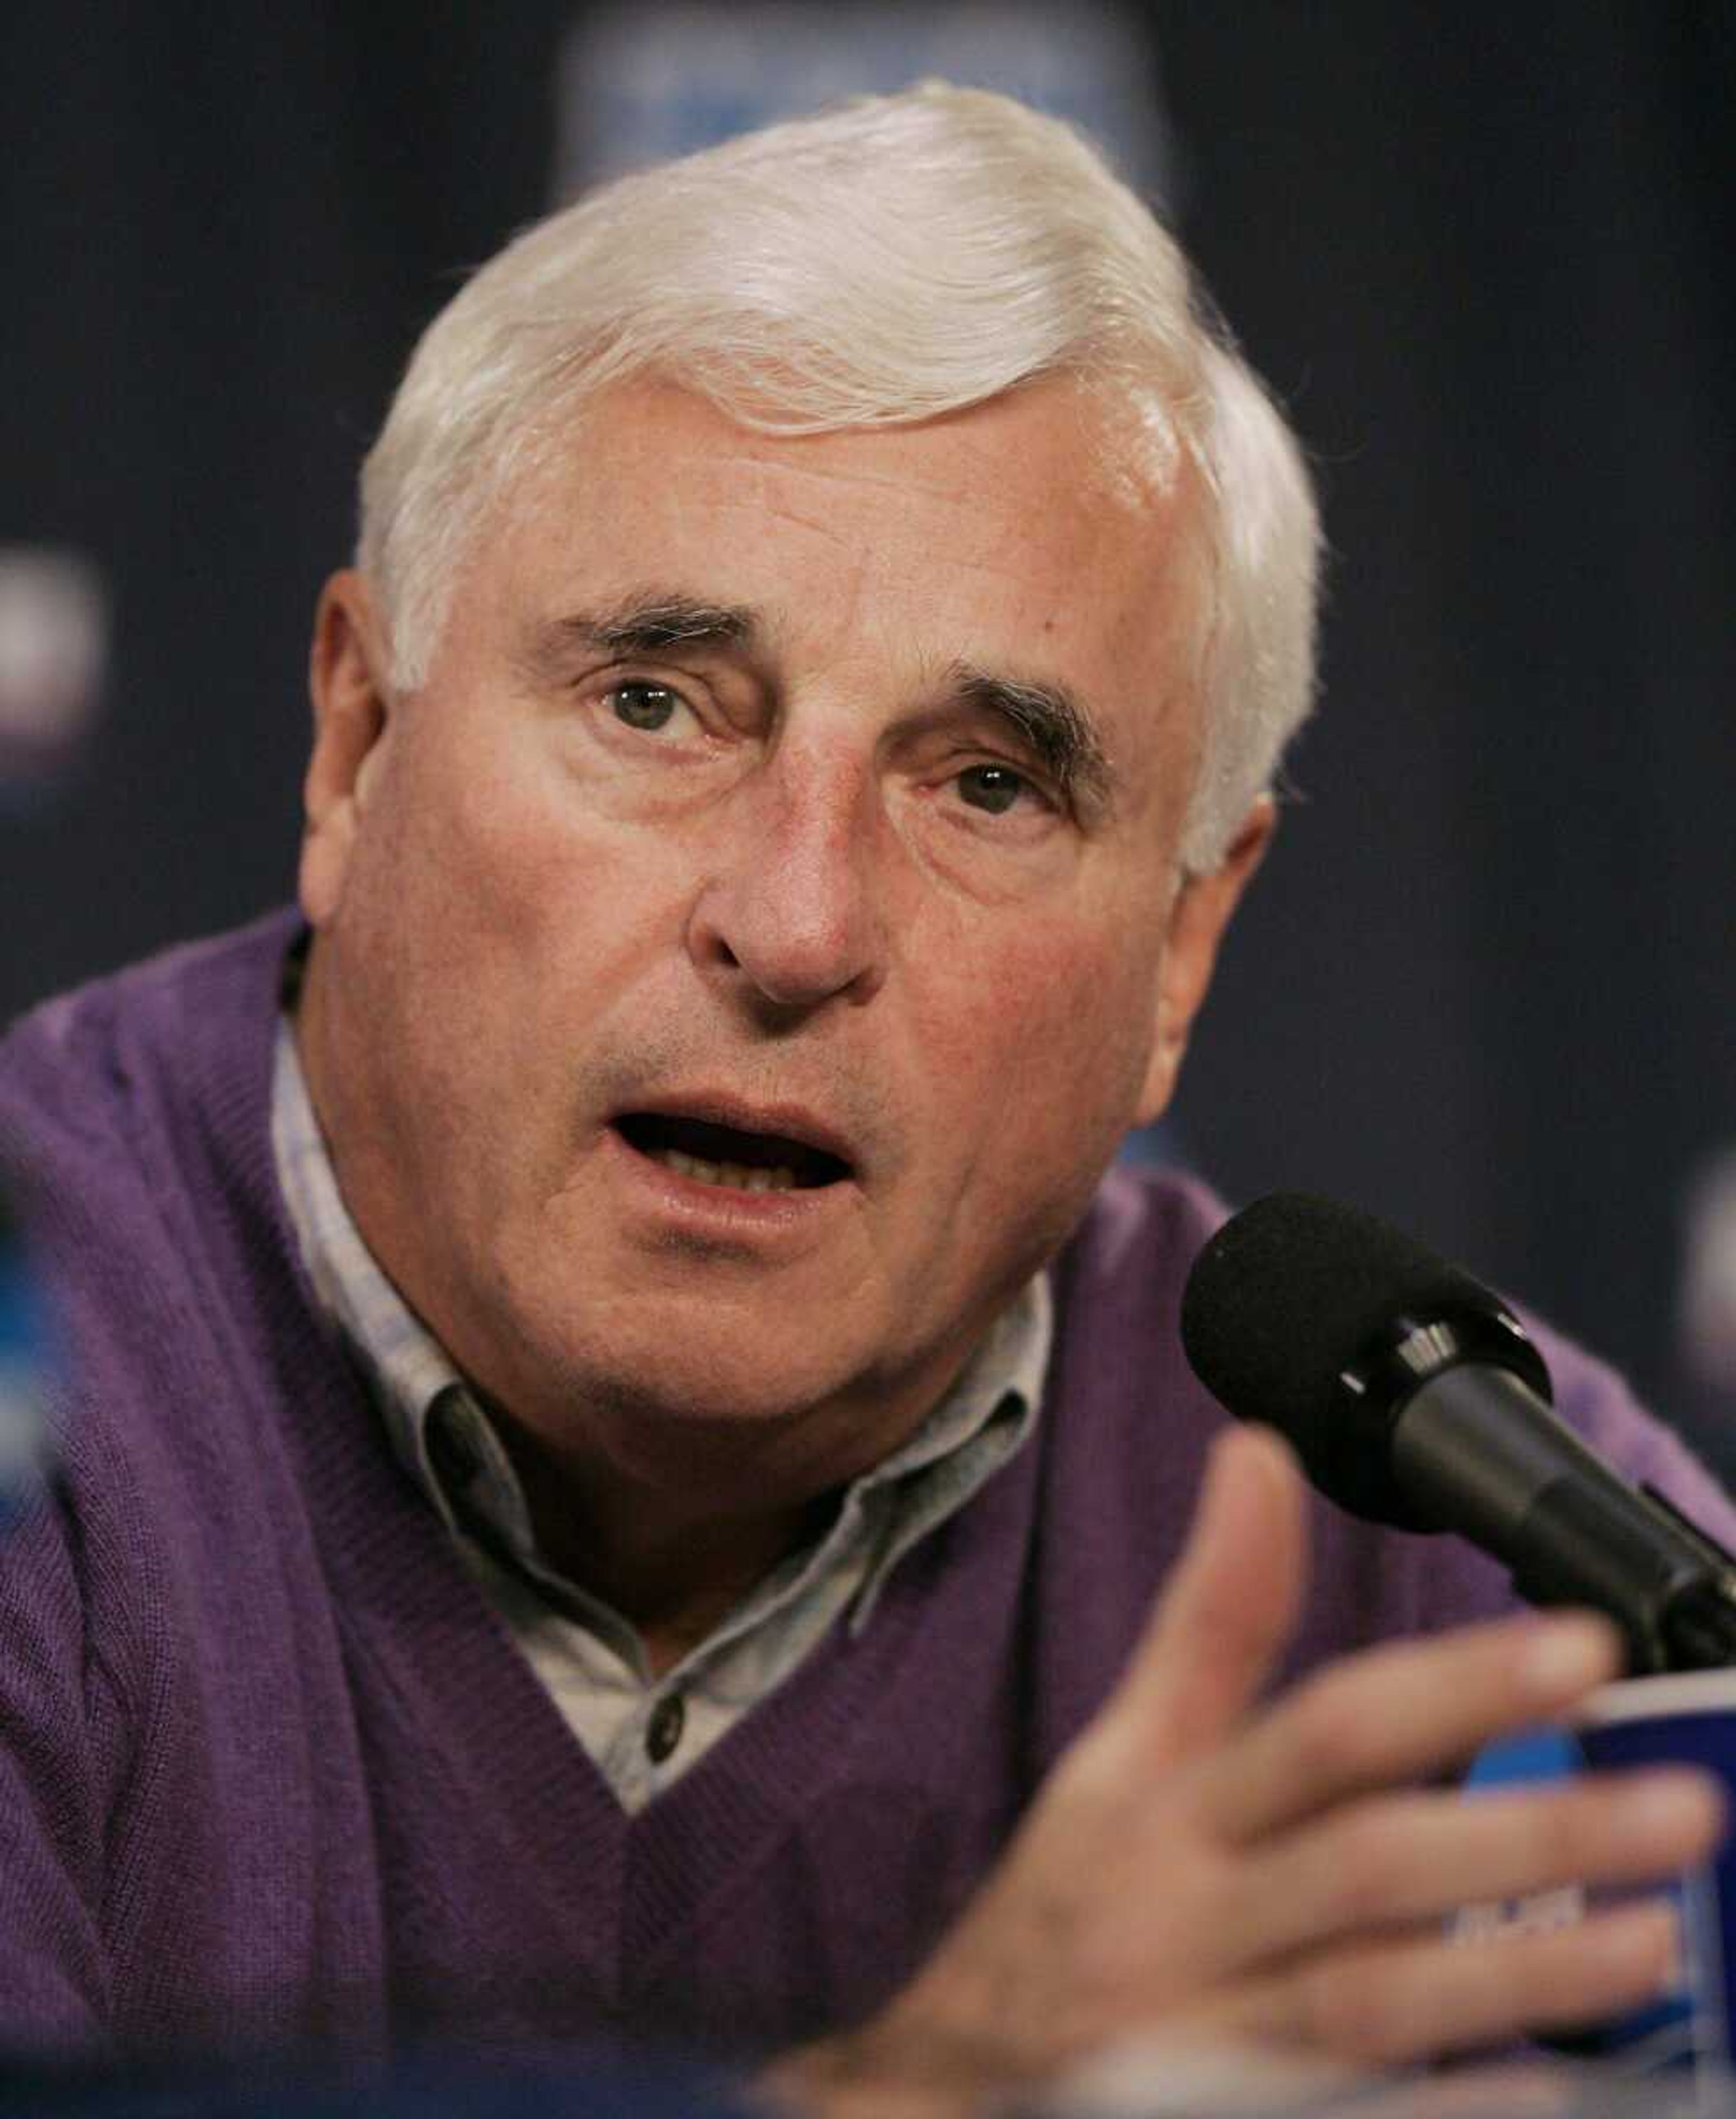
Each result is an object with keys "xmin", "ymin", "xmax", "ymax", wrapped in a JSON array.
[{"xmin": 605, "ymin": 1129, "xmax": 852, "ymax": 1220}]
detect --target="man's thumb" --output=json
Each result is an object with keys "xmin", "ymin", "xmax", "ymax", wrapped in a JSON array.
[{"xmin": 1108, "ymin": 1424, "xmax": 1308, "ymax": 1768}]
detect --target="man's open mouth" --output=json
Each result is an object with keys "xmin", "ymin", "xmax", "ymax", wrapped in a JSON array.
[{"xmin": 613, "ymin": 1112, "xmax": 852, "ymax": 1194}]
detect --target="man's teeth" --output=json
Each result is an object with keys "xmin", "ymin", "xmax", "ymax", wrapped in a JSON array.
[{"xmin": 651, "ymin": 1145, "xmax": 799, "ymax": 1192}]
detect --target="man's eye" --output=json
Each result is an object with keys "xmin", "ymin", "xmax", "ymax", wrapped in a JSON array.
[
  {"xmin": 956, "ymin": 763, "xmax": 1033, "ymax": 816},
  {"xmin": 606, "ymin": 682, "xmax": 683, "ymax": 732}
]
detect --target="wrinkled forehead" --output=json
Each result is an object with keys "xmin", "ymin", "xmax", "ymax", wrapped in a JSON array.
[{"xmin": 495, "ymin": 363, "xmax": 1211, "ymax": 614}]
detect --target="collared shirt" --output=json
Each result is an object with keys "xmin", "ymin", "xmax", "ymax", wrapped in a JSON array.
[{"xmin": 271, "ymin": 1022, "xmax": 1048, "ymax": 1812}]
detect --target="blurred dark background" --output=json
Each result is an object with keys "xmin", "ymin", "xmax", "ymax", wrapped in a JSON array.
[{"xmin": 2, "ymin": 4, "xmax": 1731, "ymax": 1459}]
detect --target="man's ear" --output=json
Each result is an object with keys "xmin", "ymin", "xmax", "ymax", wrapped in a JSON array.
[
  {"xmin": 300, "ymin": 570, "xmax": 393, "ymax": 929},
  {"xmin": 1134, "ymin": 797, "xmax": 1276, "ymax": 1127}
]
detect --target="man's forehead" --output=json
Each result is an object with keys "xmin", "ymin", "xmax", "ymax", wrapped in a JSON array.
[
  {"xmin": 533, "ymin": 378, "xmax": 1190, "ymax": 597},
  {"xmin": 527, "ymin": 369, "xmax": 1189, "ymax": 524}
]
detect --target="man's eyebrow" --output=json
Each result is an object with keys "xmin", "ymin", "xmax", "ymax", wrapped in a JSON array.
[
  {"xmin": 535, "ymin": 594, "xmax": 760, "ymax": 661},
  {"xmin": 950, "ymin": 664, "xmax": 1118, "ymax": 820}
]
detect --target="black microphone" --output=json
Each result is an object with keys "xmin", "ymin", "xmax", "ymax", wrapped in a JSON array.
[{"xmin": 1179, "ymin": 1191, "xmax": 1736, "ymax": 1676}]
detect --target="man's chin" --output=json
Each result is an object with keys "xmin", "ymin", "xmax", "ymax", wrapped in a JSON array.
[{"xmin": 499, "ymin": 1319, "xmax": 928, "ymax": 1490}]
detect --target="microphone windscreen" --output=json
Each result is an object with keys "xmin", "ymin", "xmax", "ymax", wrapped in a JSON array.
[{"xmin": 1180, "ymin": 1192, "xmax": 1508, "ymax": 1503}]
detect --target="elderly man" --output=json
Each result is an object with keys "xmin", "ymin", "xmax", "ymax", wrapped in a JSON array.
[{"xmin": 0, "ymin": 84, "xmax": 1728, "ymax": 2108}]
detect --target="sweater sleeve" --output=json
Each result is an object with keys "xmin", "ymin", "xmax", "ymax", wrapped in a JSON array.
[{"xmin": 0, "ymin": 1488, "xmax": 116, "ymax": 2047}]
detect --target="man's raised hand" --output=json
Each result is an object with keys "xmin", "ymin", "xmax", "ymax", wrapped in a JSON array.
[{"xmin": 773, "ymin": 1427, "xmax": 1724, "ymax": 2114}]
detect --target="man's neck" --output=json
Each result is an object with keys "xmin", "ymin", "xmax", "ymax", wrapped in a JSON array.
[{"xmin": 509, "ymin": 1439, "xmax": 840, "ymax": 1676}]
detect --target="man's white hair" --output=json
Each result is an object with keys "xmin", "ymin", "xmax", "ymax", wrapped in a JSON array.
[{"xmin": 358, "ymin": 82, "xmax": 1320, "ymax": 872}]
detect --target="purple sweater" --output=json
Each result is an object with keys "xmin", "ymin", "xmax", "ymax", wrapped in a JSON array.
[{"xmin": 1, "ymin": 911, "xmax": 1730, "ymax": 2065}]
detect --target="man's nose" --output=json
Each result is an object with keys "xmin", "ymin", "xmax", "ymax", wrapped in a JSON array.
[{"xmin": 686, "ymin": 750, "xmax": 889, "ymax": 1014}]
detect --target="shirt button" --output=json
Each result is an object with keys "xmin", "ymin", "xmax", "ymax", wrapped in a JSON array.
[
  {"xmin": 427, "ymin": 1396, "xmax": 483, "ymax": 1493},
  {"xmin": 646, "ymin": 1692, "xmax": 686, "ymax": 1763}
]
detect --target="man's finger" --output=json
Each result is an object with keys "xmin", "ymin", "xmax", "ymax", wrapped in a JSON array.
[
  {"xmin": 1107, "ymin": 1425, "xmax": 1307, "ymax": 1769},
  {"xmin": 1203, "ymin": 1608, "xmax": 1622, "ymax": 1843},
  {"xmin": 1243, "ymin": 1899, "xmax": 1683, "ymax": 2068},
  {"xmin": 1228, "ymin": 1770, "xmax": 1722, "ymax": 1965}
]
